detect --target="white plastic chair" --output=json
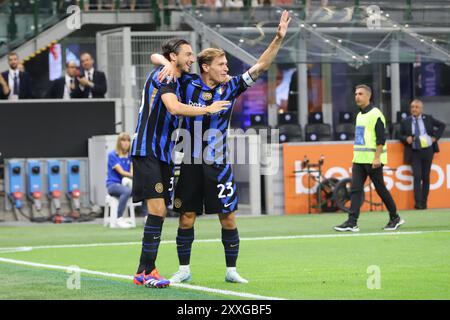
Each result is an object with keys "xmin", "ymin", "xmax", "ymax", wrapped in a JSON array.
[{"xmin": 104, "ymin": 194, "xmax": 139, "ymax": 228}]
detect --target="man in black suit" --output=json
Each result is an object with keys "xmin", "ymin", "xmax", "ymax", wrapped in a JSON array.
[
  {"xmin": 77, "ymin": 52, "xmax": 107, "ymax": 98},
  {"xmin": 399, "ymin": 99, "xmax": 446, "ymax": 209},
  {"xmin": 46, "ymin": 61, "xmax": 83, "ymax": 99},
  {"xmin": 0, "ymin": 52, "xmax": 33, "ymax": 99}
]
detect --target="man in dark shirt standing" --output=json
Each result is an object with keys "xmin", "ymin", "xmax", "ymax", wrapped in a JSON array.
[
  {"xmin": 399, "ymin": 99, "xmax": 446, "ymax": 209},
  {"xmin": 334, "ymin": 84, "xmax": 404, "ymax": 232}
]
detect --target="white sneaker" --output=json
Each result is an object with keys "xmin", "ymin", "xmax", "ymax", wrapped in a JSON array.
[
  {"xmin": 225, "ymin": 268, "xmax": 248, "ymax": 284},
  {"xmin": 112, "ymin": 217, "xmax": 132, "ymax": 229},
  {"xmin": 169, "ymin": 266, "xmax": 192, "ymax": 283},
  {"xmin": 123, "ymin": 217, "xmax": 135, "ymax": 226}
]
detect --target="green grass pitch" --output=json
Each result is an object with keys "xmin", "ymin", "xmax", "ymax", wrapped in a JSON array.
[{"xmin": 0, "ymin": 210, "xmax": 449, "ymax": 300}]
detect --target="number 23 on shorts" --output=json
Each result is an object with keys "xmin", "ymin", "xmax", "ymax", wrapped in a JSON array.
[{"xmin": 217, "ymin": 182, "xmax": 234, "ymax": 199}]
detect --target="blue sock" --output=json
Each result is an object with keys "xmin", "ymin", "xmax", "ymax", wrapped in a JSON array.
[
  {"xmin": 137, "ymin": 214, "xmax": 164, "ymax": 274},
  {"xmin": 176, "ymin": 227, "xmax": 194, "ymax": 266},
  {"xmin": 221, "ymin": 228, "xmax": 239, "ymax": 268}
]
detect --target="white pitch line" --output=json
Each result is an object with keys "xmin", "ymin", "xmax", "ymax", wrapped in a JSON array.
[
  {"xmin": 0, "ymin": 229, "xmax": 449, "ymax": 254},
  {"xmin": 0, "ymin": 257, "xmax": 284, "ymax": 300}
]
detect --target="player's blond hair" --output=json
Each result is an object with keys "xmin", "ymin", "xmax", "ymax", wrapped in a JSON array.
[
  {"xmin": 115, "ymin": 132, "xmax": 131, "ymax": 155},
  {"xmin": 197, "ymin": 48, "xmax": 226, "ymax": 74}
]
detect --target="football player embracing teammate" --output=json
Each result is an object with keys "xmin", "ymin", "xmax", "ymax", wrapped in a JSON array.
[
  {"xmin": 152, "ymin": 10, "xmax": 291, "ymax": 284},
  {"xmin": 131, "ymin": 38, "xmax": 229, "ymax": 288}
]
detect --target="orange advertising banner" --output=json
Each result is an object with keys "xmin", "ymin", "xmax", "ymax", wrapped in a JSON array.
[{"xmin": 283, "ymin": 140, "xmax": 450, "ymax": 214}]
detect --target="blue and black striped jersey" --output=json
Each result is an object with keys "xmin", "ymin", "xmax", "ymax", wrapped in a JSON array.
[
  {"xmin": 131, "ymin": 66, "xmax": 192, "ymax": 164},
  {"xmin": 180, "ymin": 72, "xmax": 254, "ymax": 163}
]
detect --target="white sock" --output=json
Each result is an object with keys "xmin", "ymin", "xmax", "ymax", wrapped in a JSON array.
[
  {"xmin": 226, "ymin": 267, "xmax": 237, "ymax": 273},
  {"xmin": 179, "ymin": 265, "xmax": 190, "ymax": 272}
]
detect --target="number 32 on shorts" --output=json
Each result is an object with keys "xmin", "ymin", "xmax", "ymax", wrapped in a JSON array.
[{"xmin": 217, "ymin": 182, "xmax": 234, "ymax": 199}]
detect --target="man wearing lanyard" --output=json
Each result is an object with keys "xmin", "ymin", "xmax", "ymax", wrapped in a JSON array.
[
  {"xmin": 334, "ymin": 84, "xmax": 404, "ymax": 232},
  {"xmin": 399, "ymin": 99, "xmax": 446, "ymax": 209}
]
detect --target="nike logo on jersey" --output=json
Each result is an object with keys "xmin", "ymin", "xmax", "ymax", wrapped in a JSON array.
[
  {"xmin": 224, "ymin": 203, "xmax": 233, "ymax": 208},
  {"xmin": 230, "ymin": 244, "xmax": 239, "ymax": 248},
  {"xmin": 153, "ymin": 236, "xmax": 161, "ymax": 240}
]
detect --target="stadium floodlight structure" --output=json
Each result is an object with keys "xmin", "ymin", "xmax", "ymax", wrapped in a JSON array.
[
  {"xmin": 182, "ymin": 8, "xmax": 368, "ymax": 67},
  {"xmin": 287, "ymin": 13, "xmax": 369, "ymax": 69},
  {"xmin": 387, "ymin": 20, "xmax": 450, "ymax": 64},
  {"xmin": 182, "ymin": 9, "xmax": 258, "ymax": 66},
  {"xmin": 377, "ymin": 12, "xmax": 450, "ymax": 118},
  {"xmin": 181, "ymin": 8, "xmax": 368, "ymax": 129}
]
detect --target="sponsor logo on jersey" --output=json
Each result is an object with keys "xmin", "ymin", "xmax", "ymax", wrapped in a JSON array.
[{"xmin": 202, "ymin": 92, "xmax": 213, "ymax": 101}]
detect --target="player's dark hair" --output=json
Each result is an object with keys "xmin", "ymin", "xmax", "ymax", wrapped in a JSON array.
[{"xmin": 161, "ymin": 38, "xmax": 190, "ymax": 61}]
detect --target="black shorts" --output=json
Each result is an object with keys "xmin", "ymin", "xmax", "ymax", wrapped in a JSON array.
[
  {"xmin": 173, "ymin": 163, "xmax": 238, "ymax": 215},
  {"xmin": 132, "ymin": 154, "xmax": 174, "ymax": 205}
]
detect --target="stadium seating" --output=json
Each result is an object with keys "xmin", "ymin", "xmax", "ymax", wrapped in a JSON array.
[
  {"xmin": 396, "ymin": 111, "xmax": 409, "ymax": 123},
  {"xmin": 278, "ymin": 112, "xmax": 299, "ymax": 125},
  {"xmin": 250, "ymin": 113, "xmax": 268, "ymax": 126},
  {"xmin": 305, "ymin": 123, "xmax": 333, "ymax": 141},
  {"xmin": 338, "ymin": 111, "xmax": 355, "ymax": 124},
  {"xmin": 308, "ymin": 111, "xmax": 324, "ymax": 124},
  {"xmin": 335, "ymin": 123, "xmax": 355, "ymax": 141},
  {"xmin": 277, "ymin": 123, "xmax": 303, "ymax": 143}
]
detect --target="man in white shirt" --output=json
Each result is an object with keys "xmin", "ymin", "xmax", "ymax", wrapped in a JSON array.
[
  {"xmin": 78, "ymin": 52, "xmax": 107, "ymax": 98},
  {"xmin": 1, "ymin": 52, "xmax": 33, "ymax": 100}
]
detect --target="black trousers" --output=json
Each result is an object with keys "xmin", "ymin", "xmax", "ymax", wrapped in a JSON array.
[
  {"xmin": 348, "ymin": 163, "xmax": 397, "ymax": 223},
  {"xmin": 411, "ymin": 147, "xmax": 434, "ymax": 208}
]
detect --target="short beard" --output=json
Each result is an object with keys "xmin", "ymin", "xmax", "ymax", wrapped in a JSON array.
[{"xmin": 177, "ymin": 62, "xmax": 187, "ymax": 73}]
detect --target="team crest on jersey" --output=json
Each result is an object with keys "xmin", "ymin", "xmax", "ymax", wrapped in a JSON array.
[
  {"xmin": 155, "ymin": 183, "xmax": 164, "ymax": 193},
  {"xmin": 202, "ymin": 92, "xmax": 213, "ymax": 101},
  {"xmin": 174, "ymin": 198, "xmax": 182, "ymax": 209}
]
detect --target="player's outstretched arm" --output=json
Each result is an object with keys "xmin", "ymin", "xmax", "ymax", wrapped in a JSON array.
[
  {"xmin": 248, "ymin": 10, "xmax": 291, "ymax": 81},
  {"xmin": 161, "ymin": 93, "xmax": 229, "ymax": 116}
]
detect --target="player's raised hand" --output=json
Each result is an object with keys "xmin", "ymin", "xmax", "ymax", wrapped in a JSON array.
[
  {"xmin": 206, "ymin": 100, "xmax": 230, "ymax": 115},
  {"xmin": 276, "ymin": 10, "xmax": 291, "ymax": 39},
  {"xmin": 158, "ymin": 64, "xmax": 177, "ymax": 83}
]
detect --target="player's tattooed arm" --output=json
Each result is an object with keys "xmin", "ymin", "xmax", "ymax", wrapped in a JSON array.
[
  {"xmin": 248, "ymin": 10, "xmax": 291, "ymax": 81},
  {"xmin": 150, "ymin": 53, "xmax": 177, "ymax": 83}
]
